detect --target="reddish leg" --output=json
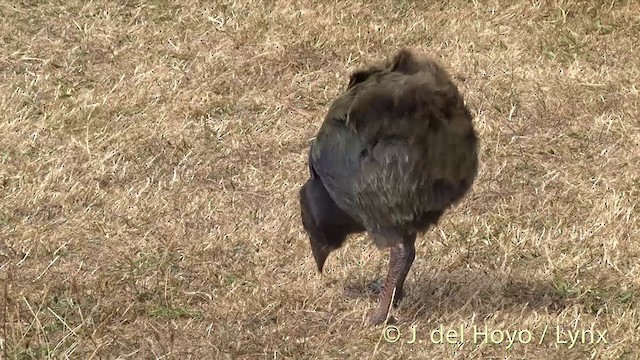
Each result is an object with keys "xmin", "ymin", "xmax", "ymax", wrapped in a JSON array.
[{"xmin": 368, "ymin": 234, "xmax": 416, "ymax": 325}]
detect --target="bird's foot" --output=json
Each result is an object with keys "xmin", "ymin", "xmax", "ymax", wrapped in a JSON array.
[
  {"xmin": 344, "ymin": 279, "xmax": 383, "ymax": 300},
  {"xmin": 368, "ymin": 307, "xmax": 396, "ymax": 326}
]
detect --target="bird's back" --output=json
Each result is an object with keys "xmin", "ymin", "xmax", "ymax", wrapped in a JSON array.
[{"xmin": 309, "ymin": 49, "xmax": 479, "ymax": 246}]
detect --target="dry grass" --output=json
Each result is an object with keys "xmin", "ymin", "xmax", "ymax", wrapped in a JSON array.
[{"xmin": 1, "ymin": 0, "xmax": 639, "ymax": 358}]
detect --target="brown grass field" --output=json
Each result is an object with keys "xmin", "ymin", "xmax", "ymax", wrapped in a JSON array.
[{"xmin": 1, "ymin": 0, "xmax": 639, "ymax": 358}]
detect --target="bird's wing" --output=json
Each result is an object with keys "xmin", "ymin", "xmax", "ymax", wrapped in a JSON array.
[{"xmin": 308, "ymin": 111, "xmax": 365, "ymax": 221}]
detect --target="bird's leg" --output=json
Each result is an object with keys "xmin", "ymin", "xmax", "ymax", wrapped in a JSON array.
[
  {"xmin": 392, "ymin": 233, "xmax": 418, "ymax": 306},
  {"xmin": 368, "ymin": 234, "xmax": 416, "ymax": 325}
]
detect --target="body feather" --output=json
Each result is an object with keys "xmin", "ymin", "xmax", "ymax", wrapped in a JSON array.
[{"xmin": 309, "ymin": 49, "xmax": 478, "ymax": 247}]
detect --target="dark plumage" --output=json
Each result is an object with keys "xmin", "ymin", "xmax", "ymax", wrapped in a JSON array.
[{"xmin": 299, "ymin": 48, "xmax": 479, "ymax": 325}]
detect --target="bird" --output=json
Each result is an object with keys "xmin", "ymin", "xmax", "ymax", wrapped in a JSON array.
[{"xmin": 299, "ymin": 48, "xmax": 479, "ymax": 325}]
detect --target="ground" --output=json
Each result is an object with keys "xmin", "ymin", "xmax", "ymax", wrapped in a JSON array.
[{"xmin": 1, "ymin": 0, "xmax": 639, "ymax": 359}]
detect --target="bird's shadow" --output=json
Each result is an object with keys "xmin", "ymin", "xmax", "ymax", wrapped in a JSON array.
[{"xmin": 343, "ymin": 268, "xmax": 569, "ymax": 323}]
